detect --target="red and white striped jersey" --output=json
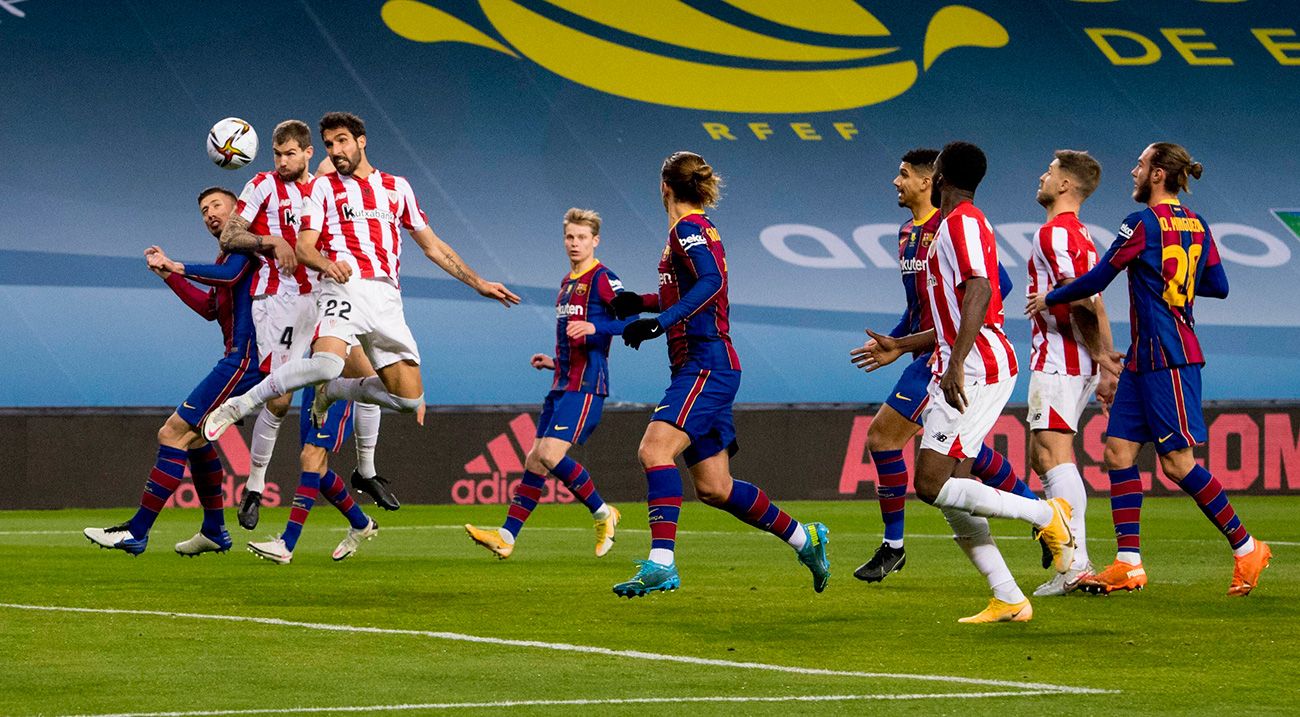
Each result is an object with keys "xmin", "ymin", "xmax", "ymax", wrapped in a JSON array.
[
  {"xmin": 300, "ymin": 169, "xmax": 428, "ymax": 286},
  {"xmin": 924, "ymin": 200, "xmax": 1018, "ymax": 384},
  {"xmin": 1027, "ymin": 212, "xmax": 1099, "ymax": 376},
  {"xmin": 234, "ymin": 171, "xmax": 315, "ymax": 296}
]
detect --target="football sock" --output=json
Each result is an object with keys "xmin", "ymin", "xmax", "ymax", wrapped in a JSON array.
[
  {"xmin": 942, "ymin": 507, "xmax": 1025, "ymax": 604},
  {"xmin": 646, "ymin": 465, "xmax": 682, "ymax": 565},
  {"xmin": 501, "ymin": 470, "xmax": 547, "ymax": 539},
  {"xmin": 319, "ymin": 469, "xmax": 370, "ymax": 530},
  {"xmin": 872, "ymin": 449, "xmax": 907, "ymax": 548},
  {"xmin": 353, "ymin": 402, "xmax": 381, "ymax": 479},
  {"xmin": 188, "ymin": 442, "xmax": 226, "ymax": 535},
  {"xmin": 1177, "ymin": 464, "xmax": 1251, "ymax": 551},
  {"xmin": 551, "ymin": 456, "xmax": 606, "ymax": 514},
  {"xmin": 935, "ymin": 477, "xmax": 1054, "ymax": 527},
  {"xmin": 246, "ymin": 407, "xmax": 283, "ymax": 494},
  {"xmin": 326, "ymin": 376, "xmax": 422, "ymax": 413},
  {"xmin": 250, "ymin": 352, "xmax": 344, "ymax": 406},
  {"xmin": 972, "ymin": 445, "xmax": 1037, "ymax": 500},
  {"xmin": 1042, "ymin": 463, "xmax": 1089, "ymax": 567},
  {"xmin": 281, "ymin": 471, "xmax": 321, "ymax": 552},
  {"xmin": 1108, "ymin": 465, "xmax": 1143, "ymax": 563},
  {"xmin": 127, "ymin": 445, "xmax": 188, "ymax": 539},
  {"xmin": 719, "ymin": 479, "xmax": 803, "ymax": 548}
]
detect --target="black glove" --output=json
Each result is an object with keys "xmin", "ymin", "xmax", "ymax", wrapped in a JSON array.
[
  {"xmin": 610, "ymin": 291, "xmax": 644, "ymax": 319},
  {"xmin": 622, "ymin": 318, "xmax": 665, "ymax": 349}
]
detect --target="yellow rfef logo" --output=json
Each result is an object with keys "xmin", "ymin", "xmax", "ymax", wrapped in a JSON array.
[{"xmin": 382, "ymin": 0, "xmax": 1008, "ymax": 113}]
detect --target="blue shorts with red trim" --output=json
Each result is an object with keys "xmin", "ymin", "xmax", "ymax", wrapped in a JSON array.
[
  {"xmin": 652, "ymin": 367, "xmax": 741, "ymax": 466},
  {"xmin": 1107, "ymin": 365, "xmax": 1206, "ymax": 455},
  {"xmin": 177, "ymin": 353, "xmax": 263, "ymax": 429},
  {"xmin": 298, "ymin": 385, "xmax": 355, "ymax": 452},
  {"xmin": 885, "ymin": 354, "xmax": 932, "ymax": 424},
  {"xmin": 536, "ymin": 390, "xmax": 604, "ymax": 445}
]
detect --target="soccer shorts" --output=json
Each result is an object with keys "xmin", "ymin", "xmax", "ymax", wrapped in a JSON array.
[
  {"xmin": 1027, "ymin": 371, "xmax": 1100, "ymax": 433},
  {"xmin": 315, "ymin": 277, "xmax": 420, "ymax": 369},
  {"xmin": 919, "ymin": 375, "xmax": 1015, "ymax": 460},
  {"xmin": 177, "ymin": 351, "xmax": 264, "ymax": 429},
  {"xmin": 652, "ymin": 367, "xmax": 741, "ymax": 466},
  {"xmin": 1107, "ymin": 365, "xmax": 1206, "ymax": 455},
  {"xmin": 536, "ymin": 390, "xmax": 604, "ymax": 445},
  {"xmin": 253, "ymin": 291, "xmax": 318, "ymax": 373},
  {"xmin": 884, "ymin": 354, "xmax": 933, "ymax": 424},
  {"xmin": 298, "ymin": 385, "xmax": 355, "ymax": 452}
]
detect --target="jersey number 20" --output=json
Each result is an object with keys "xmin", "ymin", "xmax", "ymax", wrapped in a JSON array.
[{"xmin": 1162, "ymin": 243, "xmax": 1203, "ymax": 308}]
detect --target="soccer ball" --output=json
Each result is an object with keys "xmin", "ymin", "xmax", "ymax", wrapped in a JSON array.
[{"xmin": 206, "ymin": 117, "xmax": 258, "ymax": 170}]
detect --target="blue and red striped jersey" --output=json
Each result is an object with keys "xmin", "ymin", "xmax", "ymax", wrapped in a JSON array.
[
  {"xmin": 163, "ymin": 251, "xmax": 258, "ymax": 360},
  {"xmin": 1106, "ymin": 201, "xmax": 1222, "ymax": 371},
  {"xmin": 551, "ymin": 261, "xmax": 630, "ymax": 396},
  {"xmin": 891, "ymin": 208, "xmax": 941, "ymax": 341},
  {"xmin": 647, "ymin": 212, "xmax": 740, "ymax": 372}
]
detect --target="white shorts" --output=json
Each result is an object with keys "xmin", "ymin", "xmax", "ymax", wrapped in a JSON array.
[
  {"xmin": 919, "ymin": 376, "xmax": 1016, "ymax": 460},
  {"xmin": 1027, "ymin": 371, "xmax": 1100, "ymax": 433},
  {"xmin": 252, "ymin": 292, "xmax": 318, "ymax": 372},
  {"xmin": 315, "ymin": 277, "xmax": 421, "ymax": 369}
]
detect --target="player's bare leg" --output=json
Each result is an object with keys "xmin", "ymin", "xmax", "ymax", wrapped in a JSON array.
[
  {"xmin": 855, "ymin": 404, "xmax": 920, "ymax": 582},
  {"xmin": 311, "ymin": 354, "xmax": 424, "ymax": 428}
]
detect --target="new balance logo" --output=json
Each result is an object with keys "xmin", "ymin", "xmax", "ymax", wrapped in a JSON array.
[
  {"xmin": 931, "ymin": 432, "xmax": 949, "ymax": 443},
  {"xmin": 455, "ymin": 413, "xmax": 576, "ymax": 506}
]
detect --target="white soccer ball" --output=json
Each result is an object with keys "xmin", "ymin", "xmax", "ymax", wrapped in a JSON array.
[{"xmin": 206, "ymin": 117, "xmax": 258, "ymax": 170}]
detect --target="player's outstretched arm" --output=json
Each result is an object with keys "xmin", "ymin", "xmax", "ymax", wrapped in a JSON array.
[
  {"xmin": 148, "ymin": 246, "xmax": 217, "ymax": 320},
  {"xmin": 175, "ymin": 252, "xmax": 253, "ymax": 288},
  {"xmin": 219, "ymin": 214, "xmax": 296, "ymax": 272},
  {"xmin": 851, "ymin": 327, "xmax": 936, "ymax": 372},
  {"xmin": 408, "ymin": 226, "xmax": 520, "ymax": 307}
]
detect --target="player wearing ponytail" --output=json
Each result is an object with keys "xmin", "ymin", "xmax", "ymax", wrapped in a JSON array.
[
  {"xmin": 606, "ymin": 151, "xmax": 831, "ymax": 599},
  {"xmin": 1031, "ymin": 142, "xmax": 1272, "ymax": 597}
]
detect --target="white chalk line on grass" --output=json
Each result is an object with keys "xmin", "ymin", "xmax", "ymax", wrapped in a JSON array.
[
  {"xmin": 1, "ymin": 602, "xmax": 1111, "ymax": 700},
  {"xmin": 5, "ymin": 526, "xmax": 1297, "ymax": 547},
  {"xmin": 56, "ymin": 691, "xmax": 1067, "ymax": 717}
]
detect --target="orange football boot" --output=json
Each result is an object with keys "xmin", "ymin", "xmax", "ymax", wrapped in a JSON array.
[
  {"xmin": 1077, "ymin": 559, "xmax": 1147, "ymax": 595},
  {"xmin": 1228, "ymin": 540, "xmax": 1272, "ymax": 597}
]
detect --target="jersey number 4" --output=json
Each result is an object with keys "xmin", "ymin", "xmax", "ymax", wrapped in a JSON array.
[{"xmin": 1162, "ymin": 243, "xmax": 1203, "ymax": 308}]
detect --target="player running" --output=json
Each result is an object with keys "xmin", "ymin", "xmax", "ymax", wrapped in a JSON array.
[
  {"xmin": 865, "ymin": 142, "xmax": 1075, "ymax": 623},
  {"xmin": 84, "ymin": 188, "xmax": 259, "ymax": 556},
  {"xmin": 201, "ymin": 112, "xmax": 520, "ymax": 441},
  {"xmin": 849, "ymin": 148, "xmax": 1038, "ymax": 584},
  {"xmin": 607, "ymin": 151, "xmax": 830, "ymax": 598},
  {"xmin": 1023, "ymin": 150, "xmax": 1120, "ymax": 596},
  {"xmin": 465, "ymin": 208, "xmax": 628, "ymax": 559},
  {"xmin": 218, "ymin": 120, "xmax": 395, "ymax": 531},
  {"xmin": 1029, "ymin": 142, "xmax": 1271, "ymax": 596}
]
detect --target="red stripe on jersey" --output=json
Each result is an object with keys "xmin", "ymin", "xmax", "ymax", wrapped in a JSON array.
[
  {"xmin": 359, "ymin": 178, "xmax": 390, "ymax": 278},
  {"xmin": 973, "ymin": 332, "xmax": 999, "ymax": 381},
  {"xmin": 329, "ymin": 174, "xmax": 376, "ymax": 278}
]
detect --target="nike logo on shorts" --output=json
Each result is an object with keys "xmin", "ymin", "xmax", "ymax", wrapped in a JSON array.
[
  {"xmin": 317, "ymin": 433, "xmax": 330, "ymax": 439},
  {"xmin": 654, "ymin": 405, "xmax": 670, "ymax": 412},
  {"xmin": 182, "ymin": 402, "xmax": 196, "ymax": 409},
  {"xmin": 894, "ymin": 393, "xmax": 912, "ymax": 402},
  {"xmin": 554, "ymin": 425, "xmax": 569, "ymax": 431},
  {"xmin": 1158, "ymin": 432, "xmax": 1175, "ymax": 443}
]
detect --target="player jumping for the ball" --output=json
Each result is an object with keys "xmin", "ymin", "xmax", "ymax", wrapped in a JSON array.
[
  {"xmin": 465, "ymin": 208, "xmax": 630, "ymax": 559},
  {"xmin": 201, "ymin": 112, "xmax": 520, "ymax": 442}
]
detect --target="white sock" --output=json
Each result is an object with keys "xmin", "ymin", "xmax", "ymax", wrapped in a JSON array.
[
  {"xmin": 884, "ymin": 538, "xmax": 904, "ymax": 549},
  {"xmin": 786, "ymin": 522, "xmax": 808, "ymax": 551},
  {"xmin": 328, "ymin": 376, "xmax": 419, "ymax": 412},
  {"xmin": 935, "ymin": 477, "xmax": 1054, "ymax": 528},
  {"xmin": 497, "ymin": 527, "xmax": 516, "ymax": 544},
  {"xmin": 942, "ymin": 507, "xmax": 1026, "ymax": 604},
  {"xmin": 245, "ymin": 407, "xmax": 284, "ymax": 493},
  {"xmin": 1043, "ymin": 463, "xmax": 1089, "ymax": 568},
  {"xmin": 1117, "ymin": 550, "xmax": 1141, "ymax": 565},
  {"xmin": 251, "ymin": 353, "xmax": 344, "ymax": 406},
  {"xmin": 353, "ymin": 402, "xmax": 381, "ymax": 479},
  {"xmin": 592, "ymin": 504, "xmax": 611, "ymax": 520},
  {"xmin": 1233, "ymin": 536, "xmax": 1255, "ymax": 558},
  {"xmin": 648, "ymin": 548, "xmax": 674, "ymax": 565}
]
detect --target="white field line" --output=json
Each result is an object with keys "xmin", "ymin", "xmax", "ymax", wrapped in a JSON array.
[
  {"xmin": 5, "ymin": 526, "xmax": 1297, "ymax": 547},
  {"xmin": 0, "ymin": 603, "xmax": 1111, "ymax": 698},
  {"xmin": 57, "ymin": 691, "xmax": 1067, "ymax": 717}
]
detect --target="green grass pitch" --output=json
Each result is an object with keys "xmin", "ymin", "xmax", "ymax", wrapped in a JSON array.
[{"xmin": 2, "ymin": 496, "xmax": 1295, "ymax": 716}]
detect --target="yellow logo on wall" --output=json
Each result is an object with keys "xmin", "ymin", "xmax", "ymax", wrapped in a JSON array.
[{"xmin": 381, "ymin": 0, "xmax": 1009, "ymax": 113}]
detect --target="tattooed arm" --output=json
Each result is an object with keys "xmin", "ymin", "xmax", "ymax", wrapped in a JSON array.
[
  {"xmin": 407, "ymin": 226, "xmax": 520, "ymax": 307},
  {"xmin": 219, "ymin": 213, "xmax": 297, "ymax": 272}
]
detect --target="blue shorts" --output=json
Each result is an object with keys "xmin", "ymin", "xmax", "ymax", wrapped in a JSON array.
[
  {"xmin": 1107, "ymin": 365, "xmax": 1206, "ymax": 455},
  {"xmin": 299, "ymin": 385, "xmax": 356, "ymax": 452},
  {"xmin": 884, "ymin": 354, "xmax": 933, "ymax": 424},
  {"xmin": 177, "ymin": 353, "xmax": 264, "ymax": 429},
  {"xmin": 652, "ymin": 368, "xmax": 741, "ymax": 466},
  {"xmin": 536, "ymin": 390, "xmax": 604, "ymax": 445}
]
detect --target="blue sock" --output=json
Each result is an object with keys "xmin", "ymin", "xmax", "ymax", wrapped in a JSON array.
[
  {"xmin": 128, "ymin": 445, "xmax": 189, "ymax": 538},
  {"xmin": 551, "ymin": 456, "xmax": 606, "ymax": 514},
  {"xmin": 502, "ymin": 470, "xmax": 547, "ymax": 537},
  {"xmin": 872, "ymin": 449, "xmax": 908, "ymax": 544},
  {"xmin": 972, "ymin": 445, "xmax": 1037, "ymax": 500},
  {"xmin": 281, "ymin": 471, "xmax": 320, "ymax": 552},
  {"xmin": 188, "ymin": 443, "xmax": 226, "ymax": 536},
  {"xmin": 646, "ymin": 465, "xmax": 683, "ymax": 556},
  {"xmin": 320, "ymin": 470, "xmax": 370, "ymax": 530}
]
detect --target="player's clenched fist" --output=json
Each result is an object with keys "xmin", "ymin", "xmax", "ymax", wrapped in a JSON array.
[{"xmin": 530, "ymin": 353, "xmax": 555, "ymax": 370}]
